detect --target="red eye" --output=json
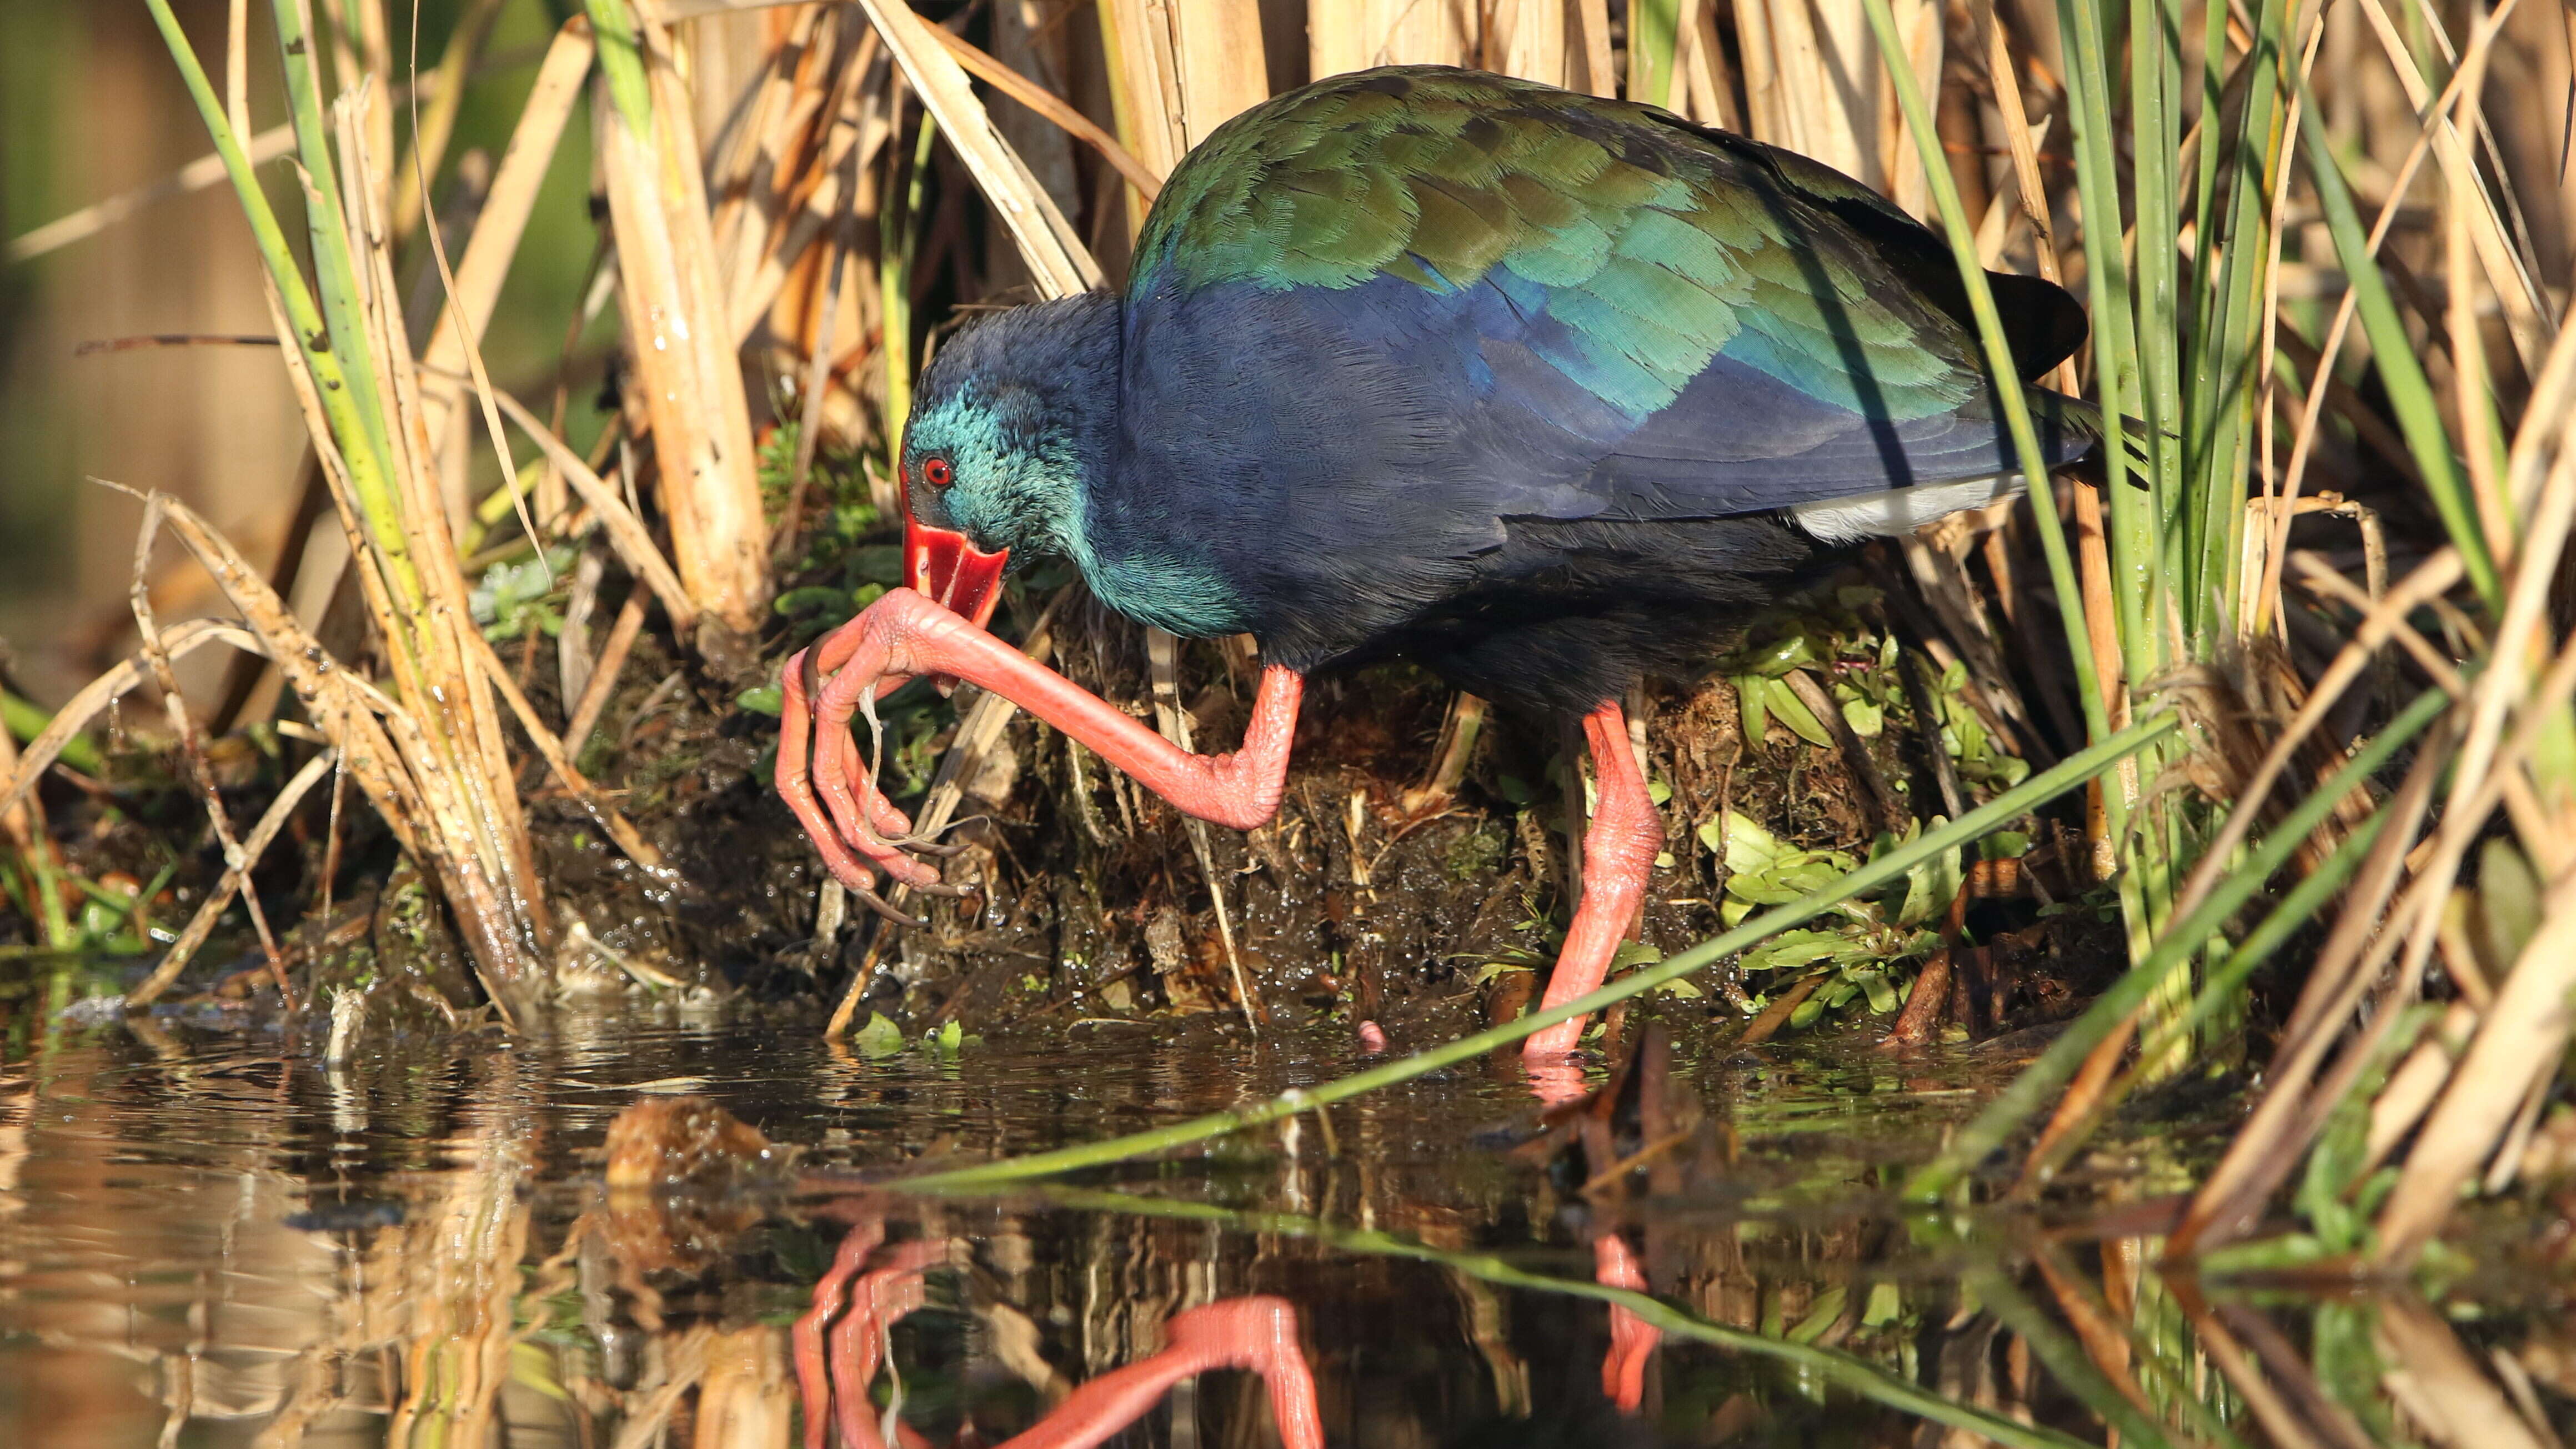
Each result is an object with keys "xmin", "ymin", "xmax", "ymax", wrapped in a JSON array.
[{"xmin": 921, "ymin": 454, "xmax": 953, "ymax": 489}]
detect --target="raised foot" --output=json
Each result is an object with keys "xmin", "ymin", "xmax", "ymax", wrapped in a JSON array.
[{"xmin": 775, "ymin": 590, "xmax": 991, "ymax": 900}]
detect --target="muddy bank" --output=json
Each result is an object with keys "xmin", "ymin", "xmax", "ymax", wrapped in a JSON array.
[{"xmin": 3, "ymin": 543, "xmax": 2126, "ymax": 1067}]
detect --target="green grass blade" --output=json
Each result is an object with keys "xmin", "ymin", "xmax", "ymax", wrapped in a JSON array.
[
  {"xmin": 265, "ymin": 0, "xmax": 393, "ymax": 484},
  {"xmin": 2052, "ymin": 0, "xmax": 2147, "ymax": 665},
  {"xmin": 1905, "ymin": 680, "xmax": 2450, "ymax": 1202},
  {"xmin": 2132, "ymin": 0, "xmax": 2187, "ymax": 545},
  {"xmin": 893, "ymin": 714, "xmax": 2176, "ymax": 1191},
  {"xmin": 584, "ymin": 0, "xmax": 655, "ymax": 139},
  {"xmin": 138, "ymin": 0, "xmax": 415, "ymax": 605},
  {"xmin": 1627, "ymin": 0, "xmax": 1681, "ymax": 108},
  {"xmin": 1005, "ymin": 1188, "xmax": 2103, "ymax": 1449},
  {"xmin": 2019, "ymin": 800, "xmax": 2395, "ymax": 1185},
  {"xmin": 1858, "ymin": 0, "xmax": 2112, "ymax": 757}
]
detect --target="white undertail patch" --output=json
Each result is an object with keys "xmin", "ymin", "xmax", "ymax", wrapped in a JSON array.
[{"xmin": 1786, "ymin": 473, "xmax": 2027, "ymax": 543}]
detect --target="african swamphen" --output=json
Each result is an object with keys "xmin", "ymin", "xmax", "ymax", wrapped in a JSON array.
[{"xmin": 778, "ymin": 66, "xmax": 2103, "ymax": 1065}]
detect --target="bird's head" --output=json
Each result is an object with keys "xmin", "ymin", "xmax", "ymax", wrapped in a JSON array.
[{"xmin": 899, "ymin": 292, "xmax": 1121, "ymax": 630}]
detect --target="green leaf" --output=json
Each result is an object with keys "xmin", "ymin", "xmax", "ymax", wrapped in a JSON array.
[
  {"xmin": 1766, "ymin": 678, "xmax": 1835, "ymax": 748},
  {"xmin": 1611, "ymin": 940, "xmax": 1665, "ymax": 970},
  {"xmin": 736, "ymin": 684, "xmax": 784, "ymax": 716},
  {"xmin": 1841, "ymin": 696, "xmax": 1884, "ymax": 738},
  {"xmin": 852, "ymin": 1012, "xmax": 905, "ymax": 1060},
  {"xmin": 1740, "ymin": 930, "xmax": 1851, "ymax": 974},
  {"xmin": 1733, "ymin": 674, "xmax": 1768, "ymax": 744},
  {"xmin": 1895, "ymin": 822, "xmax": 1962, "ymax": 929},
  {"xmin": 774, "ymin": 585, "xmax": 856, "ymax": 617},
  {"xmin": 1856, "ymin": 969, "xmax": 1900, "ymax": 1016}
]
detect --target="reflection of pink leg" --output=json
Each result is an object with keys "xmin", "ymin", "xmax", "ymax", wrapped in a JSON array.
[
  {"xmin": 1522, "ymin": 701, "xmax": 1663, "ymax": 1070},
  {"xmin": 791, "ymin": 1221, "xmax": 949, "ymax": 1449},
  {"xmin": 794, "ymin": 1222, "xmax": 885, "ymax": 1449},
  {"xmin": 1593, "ymin": 1236, "xmax": 1661, "ymax": 1412},
  {"xmin": 778, "ymin": 590, "xmax": 1304, "ymax": 893},
  {"xmin": 826, "ymin": 1241, "xmax": 949, "ymax": 1449},
  {"xmin": 999, "ymin": 1296, "xmax": 1324, "ymax": 1449}
]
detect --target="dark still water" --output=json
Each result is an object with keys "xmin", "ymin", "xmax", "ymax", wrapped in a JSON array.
[{"xmin": 0, "ymin": 995, "xmax": 2501, "ymax": 1447}]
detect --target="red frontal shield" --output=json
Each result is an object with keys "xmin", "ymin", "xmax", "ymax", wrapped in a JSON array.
[{"xmin": 904, "ymin": 505, "xmax": 1009, "ymax": 630}]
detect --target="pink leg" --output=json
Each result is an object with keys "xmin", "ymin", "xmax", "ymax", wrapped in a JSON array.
[
  {"xmin": 998, "ymin": 1296, "xmax": 1323, "ymax": 1449},
  {"xmin": 1522, "ymin": 701, "xmax": 1664, "ymax": 1070},
  {"xmin": 1593, "ymin": 1235, "xmax": 1663, "ymax": 1412},
  {"xmin": 778, "ymin": 589, "xmax": 1302, "ymax": 894}
]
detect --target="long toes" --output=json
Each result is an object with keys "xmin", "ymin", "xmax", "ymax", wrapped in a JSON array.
[
  {"xmin": 862, "ymin": 845, "xmax": 946, "ymax": 891},
  {"xmin": 850, "ymin": 886, "xmax": 928, "ymax": 929}
]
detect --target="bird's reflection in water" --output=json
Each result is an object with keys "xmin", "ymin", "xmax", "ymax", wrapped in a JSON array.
[
  {"xmin": 790, "ymin": 1217, "xmax": 1320, "ymax": 1449},
  {"xmin": 590, "ymin": 1040, "xmax": 1686, "ymax": 1449}
]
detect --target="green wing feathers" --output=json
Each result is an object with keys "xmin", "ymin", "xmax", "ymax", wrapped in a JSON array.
[{"xmin": 1131, "ymin": 68, "xmax": 1982, "ymax": 425}]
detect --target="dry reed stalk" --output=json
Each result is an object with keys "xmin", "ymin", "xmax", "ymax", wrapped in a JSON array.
[
  {"xmin": 854, "ymin": 0, "xmax": 1101, "ymax": 294},
  {"xmin": 563, "ymin": 590, "xmax": 651, "ymax": 760},
  {"xmin": 2349, "ymin": 0, "xmax": 2556, "ymax": 376},
  {"xmin": 1094, "ymin": 0, "xmax": 1178, "ymax": 237},
  {"xmin": 1144, "ymin": 625, "xmax": 1260, "ymax": 1031},
  {"xmin": 0, "ymin": 703, "xmax": 52, "ymax": 936},
  {"xmin": 0, "ymin": 619, "xmax": 272, "ymax": 825},
  {"xmin": 1874, "ymin": 0, "xmax": 1943, "ymax": 218},
  {"xmin": 1164, "ymin": 1, "xmax": 1269, "ymax": 146},
  {"xmin": 1733, "ymin": 0, "xmax": 1784, "ymax": 142},
  {"xmin": 2378, "ymin": 1296, "xmax": 2554, "ymax": 1449},
  {"xmin": 492, "ymin": 388, "xmax": 698, "ymax": 630},
  {"xmin": 334, "ymin": 87, "xmax": 561, "ymax": 1011},
  {"xmin": 415, "ymin": 19, "xmax": 595, "ymax": 475},
  {"xmin": 5, "ymin": 122, "xmax": 301, "ymax": 263},
  {"xmin": 1570, "ymin": 0, "xmax": 1616, "ymax": 98},
  {"xmin": 724, "ymin": 16, "xmax": 891, "ymax": 353},
  {"xmin": 598, "ymin": 14, "xmax": 773, "ymax": 654},
  {"xmin": 383, "ymin": 0, "xmax": 507, "ymax": 243},
  {"xmin": 126, "ymin": 749, "xmax": 337, "ymax": 1007},
  {"xmin": 129, "ymin": 513, "xmax": 294, "ymax": 1002},
  {"xmin": 929, "ymin": 26, "xmax": 1160, "ymax": 199},
  {"xmin": 465, "ymin": 625, "xmax": 666, "ymax": 877},
  {"xmin": 1310, "ymin": 0, "xmax": 1475, "ymax": 78},
  {"xmin": 1490, "ymin": 0, "xmax": 1572, "ymax": 89}
]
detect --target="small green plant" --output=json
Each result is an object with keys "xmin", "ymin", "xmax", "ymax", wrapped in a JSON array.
[
  {"xmin": 1706, "ymin": 811, "xmax": 1961, "ymax": 1031},
  {"xmin": 470, "ymin": 547, "xmax": 577, "ymax": 643}
]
